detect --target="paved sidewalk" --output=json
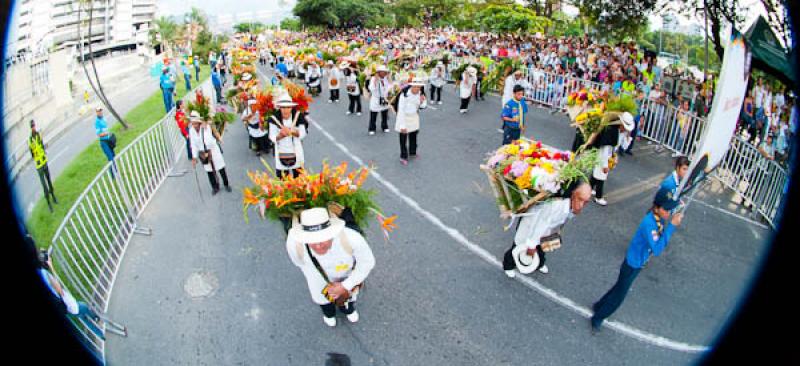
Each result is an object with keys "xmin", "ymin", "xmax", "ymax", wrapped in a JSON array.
[{"xmin": 104, "ymin": 66, "xmax": 770, "ymax": 365}]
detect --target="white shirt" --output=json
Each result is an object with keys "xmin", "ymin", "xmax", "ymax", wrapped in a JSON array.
[
  {"xmin": 369, "ymin": 76, "xmax": 391, "ymax": 112},
  {"xmin": 430, "ymin": 67, "xmax": 446, "ymax": 87},
  {"xmin": 286, "ymin": 228, "xmax": 376, "ymax": 305},
  {"xmin": 394, "ymin": 89, "xmax": 427, "ymax": 133},
  {"xmin": 754, "ymin": 85, "xmax": 765, "ymax": 108},
  {"xmin": 345, "ymin": 74, "xmax": 361, "ymax": 96},
  {"xmin": 514, "ymin": 198, "xmax": 573, "ymax": 250},
  {"xmin": 502, "ymin": 75, "xmax": 530, "ymax": 106},
  {"xmin": 460, "ymin": 73, "xmax": 476, "ymax": 99},
  {"xmin": 190, "ymin": 125, "xmax": 226, "ymax": 172},
  {"xmin": 268, "ymin": 115, "xmax": 307, "ymax": 170},
  {"xmin": 327, "ymin": 67, "xmax": 342, "ymax": 89},
  {"xmin": 243, "ymin": 108, "xmax": 267, "ymax": 138}
]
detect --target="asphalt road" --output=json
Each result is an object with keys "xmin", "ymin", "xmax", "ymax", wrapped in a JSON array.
[
  {"xmin": 105, "ymin": 65, "xmax": 770, "ymax": 365},
  {"xmin": 11, "ymin": 67, "xmax": 159, "ymax": 219}
]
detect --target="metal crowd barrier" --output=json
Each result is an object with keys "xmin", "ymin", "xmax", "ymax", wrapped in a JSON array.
[
  {"xmin": 447, "ymin": 56, "xmax": 787, "ymax": 227},
  {"xmin": 46, "ymin": 80, "xmax": 208, "ymax": 359}
]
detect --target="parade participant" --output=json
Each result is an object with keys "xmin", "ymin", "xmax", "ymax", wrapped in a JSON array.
[
  {"xmin": 590, "ymin": 188, "xmax": 683, "ymax": 333},
  {"xmin": 326, "ymin": 60, "xmax": 342, "ymax": 103},
  {"xmin": 501, "ymin": 85, "xmax": 528, "ymax": 145},
  {"xmin": 660, "ymin": 156, "xmax": 690, "ymax": 198},
  {"xmin": 269, "ymin": 94, "xmax": 308, "ymax": 179},
  {"xmin": 286, "ymin": 56, "xmax": 296, "ymax": 79},
  {"xmin": 395, "ymin": 77, "xmax": 428, "ymax": 166},
  {"xmin": 297, "ymin": 57, "xmax": 307, "ymax": 84},
  {"xmin": 590, "ymin": 112, "xmax": 634, "ymax": 206},
  {"xmin": 193, "ymin": 56, "xmax": 201, "ymax": 82},
  {"xmin": 343, "ymin": 64, "xmax": 362, "ymax": 116},
  {"xmin": 502, "ymin": 70, "xmax": 530, "ymax": 107},
  {"xmin": 276, "ymin": 56, "xmax": 289, "ymax": 78},
  {"xmin": 368, "ymin": 65, "xmax": 392, "ymax": 135},
  {"xmin": 29, "ymin": 120, "xmax": 57, "ymax": 212},
  {"xmin": 190, "ymin": 111, "xmax": 231, "ymax": 195},
  {"xmin": 503, "ymin": 181, "xmax": 593, "ymax": 277},
  {"xmin": 159, "ymin": 66, "xmax": 176, "ymax": 113},
  {"xmin": 212, "ymin": 63, "xmax": 224, "ymax": 104},
  {"xmin": 459, "ymin": 66, "xmax": 477, "ymax": 114},
  {"xmin": 174, "ymin": 100, "xmax": 192, "ymax": 161},
  {"xmin": 429, "ymin": 62, "xmax": 446, "ymax": 105},
  {"xmin": 244, "ymin": 98, "xmax": 271, "ymax": 156},
  {"xmin": 306, "ymin": 61, "xmax": 323, "ymax": 97},
  {"xmin": 286, "ymin": 207, "xmax": 376, "ymax": 327}
]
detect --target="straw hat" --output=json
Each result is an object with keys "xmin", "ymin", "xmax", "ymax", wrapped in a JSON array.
[
  {"xmin": 189, "ymin": 110, "xmax": 203, "ymax": 123},
  {"xmin": 512, "ymin": 245, "xmax": 542, "ymax": 274},
  {"xmin": 376, "ymin": 65, "xmax": 389, "ymax": 73},
  {"xmin": 620, "ymin": 112, "xmax": 634, "ymax": 132},
  {"xmin": 241, "ymin": 72, "xmax": 253, "ymax": 81},
  {"xmin": 288, "ymin": 207, "xmax": 346, "ymax": 244},
  {"xmin": 274, "ymin": 93, "xmax": 298, "ymax": 108},
  {"xmin": 467, "ymin": 66, "xmax": 478, "ymax": 76}
]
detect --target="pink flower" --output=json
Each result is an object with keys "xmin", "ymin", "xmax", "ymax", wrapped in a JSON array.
[
  {"xmin": 510, "ymin": 161, "xmax": 528, "ymax": 177},
  {"xmin": 487, "ymin": 153, "xmax": 506, "ymax": 168}
]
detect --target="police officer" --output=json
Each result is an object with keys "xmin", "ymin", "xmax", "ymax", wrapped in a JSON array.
[
  {"xmin": 589, "ymin": 188, "xmax": 684, "ymax": 333},
  {"xmin": 29, "ymin": 120, "xmax": 57, "ymax": 212}
]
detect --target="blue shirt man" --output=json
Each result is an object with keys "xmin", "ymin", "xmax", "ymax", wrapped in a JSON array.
[
  {"xmin": 181, "ymin": 62, "xmax": 192, "ymax": 91},
  {"xmin": 276, "ymin": 60, "xmax": 288, "ymax": 78},
  {"xmin": 590, "ymin": 188, "xmax": 682, "ymax": 332},
  {"xmin": 160, "ymin": 68, "xmax": 175, "ymax": 113},
  {"xmin": 211, "ymin": 68, "xmax": 223, "ymax": 103},
  {"xmin": 501, "ymin": 85, "xmax": 528, "ymax": 145},
  {"xmin": 193, "ymin": 57, "xmax": 201, "ymax": 81},
  {"xmin": 94, "ymin": 106, "xmax": 115, "ymax": 162}
]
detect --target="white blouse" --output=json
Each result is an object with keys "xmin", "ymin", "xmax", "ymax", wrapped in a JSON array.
[{"xmin": 268, "ymin": 115, "xmax": 306, "ymax": 170}]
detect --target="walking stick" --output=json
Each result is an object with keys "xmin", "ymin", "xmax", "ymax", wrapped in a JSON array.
[{"xmin": 193, "ymin": 163, "xmax": 205, "ymax": 203}]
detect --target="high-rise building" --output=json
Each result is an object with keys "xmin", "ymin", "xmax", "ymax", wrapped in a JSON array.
[
  {"xmin": 662, "ymin": 13, "xmax": 680, "ymax": 34},
  {"xmin": 13, "ymin": 0, "xmax": 157, "ymax": 55}
]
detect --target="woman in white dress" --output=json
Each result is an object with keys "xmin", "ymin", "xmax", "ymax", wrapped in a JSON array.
[
  {"xmin": 367, "ymin": 65, "xmax": 392, "ymax": 134},
  {"xmin": 428, "ymin": 62, "xmax": 446, "ymax": 105},
  {"xmin": 268, "ymin": 94, "xmax": 308, "ymax": 179},
  {"xmin": 343, "ymin": 64, "xmax": 362, "ymax": 116},
  {"xmin": 189, "ymin": 111, "xmax": 230, "ymax": 195}
]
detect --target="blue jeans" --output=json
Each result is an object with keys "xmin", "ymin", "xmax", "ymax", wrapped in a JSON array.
[
  {"xmin": 184, "ymin": 136, "xmax": 192, "ymax": 160},
  {"xmin": 162, "ymin": 88, "xmax": 174, "ymax": 113},
  {"xmin": 591, "ymin": 260, "xmax": 641, "ymax": 328},
  {"xmin": 502, "ymin": 126, "xmax": 521, "ymax": 145},
  {"xmin": 100, "ymin": 139, "xmax": 115, "ymax": 161},
  {"xmin": 75, "ymin": 302, "xmax": 105, "ymax": 340},
  {"xmin": 184, "ymin": 74, "xmax": 191, "ymax": 91},
  {"xmin": 195, "ymin": 67, "xmax": 200, "ymax": 81}
]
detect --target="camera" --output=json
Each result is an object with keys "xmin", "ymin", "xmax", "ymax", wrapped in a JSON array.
[{"xmin": 379, "ymin": 97, "xmax": 389, "ymax": 106}]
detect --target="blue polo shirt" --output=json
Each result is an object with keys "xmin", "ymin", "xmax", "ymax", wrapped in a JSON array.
[
  {"xmin": 182, "ymin": 65, "xmax": 190, "ymax": 76},
  {"xmin": 160, "ymin": 73, "xmax": 174, "ymax": 90},
  {"xmin": 501, "ymin": 98, "xmax": 528, "ymax": 129},
  {"xmin": 211, "ymin": 71, "xmax": 222, "ymax": 87},
  {"xmin": 660, "ymin": 171, "xmax": 680, "ymax": 197},
  {"xmin": 95, "ymin": 116, "xmax": 110, "ymax": 141},
  {"xmin": 625, "ymin": 211, "xmax": 676, "ymax": 269},
  {"xmin": 276, "ymin": 62, "xmax": 288, "ymax": 77}
]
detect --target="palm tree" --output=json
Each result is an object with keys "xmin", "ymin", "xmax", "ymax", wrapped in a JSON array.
[{"xmin": 153, "ymin": 16, "xmax": 179, "ymax": 54}]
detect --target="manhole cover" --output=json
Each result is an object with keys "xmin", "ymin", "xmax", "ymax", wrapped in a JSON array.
[{"xmin": 184, "ymin": 271, "xmax": 219, "ymax": 298}]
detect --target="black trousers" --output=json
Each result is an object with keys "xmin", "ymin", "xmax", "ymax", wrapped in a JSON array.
[
  {"xmin": 330, "ymin": 89, "xmax": 340, "ymax": 101},
  {"xmin": 476, "ymin": 78, "xmax": 484, "ymax": 99},
  {"xmin": 277, "ymin": 169, "xmax": 300, "ymax": 179},
  {"xmin": 348, "ymin": 94, "xmax": 362, "ymax": 113},
  {"xmin": 591, "ymin": 260, "xmax": 641, "ymax": 328},
  {"xmin": 502, "ymin": 242, "xmax": 546, "ymax": 271},
  {"xmin": 399, "ymin": 131, "xmax": 419, "ymax": 159},
  {"xmin": 320, "ymin": 302, "xmax": 356, "ymax": 318},
  {"xmin": 460, "ymin": 97, "xmax": 470, "ymax": 110},
  {"xmin": 37, "ymin": 164, "xmax": 57, "ymax": 211},
  {"xmin": 429, "ymin": 86, "xmax": 442, "ymax": 102},
  {"xmin": 207, "ymin": 167, "xmax": 229, "ymax": 191},
  {"xmin": 590, "ymin": 177, "xmax": 605, "ymax": 199},
  {"xmin": 369, "ymin": 110, "xmax": 389, "ymax": 132},
  {"xmin": 251, "ymin": 134, "xmax": 271, "ymax": 154}
]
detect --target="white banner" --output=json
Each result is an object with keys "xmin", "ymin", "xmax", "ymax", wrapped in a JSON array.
[{"xmin": 677, "ymin": 30, "xmax": 752, "ymax": 197}]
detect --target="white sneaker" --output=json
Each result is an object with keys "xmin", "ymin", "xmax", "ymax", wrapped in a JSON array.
[
  {"xmin": 460, "ymin": 109, "xmax": 466, "ymax": 114},
  {"xmin": 671, "ymin": 152, "xmax": 682, "ymax": 158},
  {"xmin": 383, "ymin": 128, "xmax": 390, "ymax": 133},
  {"xmin": 594, "ymin": 198, "xmax": 607, "ymax": 206},
  {"xmin": 591, "ymin": 190, "xmax": 596, "ymax": 196},
  {"xmin": 328, "ymin": 100, "xmax": 333, "ymax": 103},
  {"xmin": 368, "ymin": 131, "xmax": 375, "ymax": 136},
  {"xmin": 438, "ymin": 101, "xmax": 443, "ymax": 105},
  {"xmin": 346, "ymin": 310, "xmax": 359, "ymax": 323},
  {"xmin": 346, "ymin": 111, "xmax": 352, "ymax": 115},
  {"xmin": 538, "ymin": 265, "xmax": 549, "ymax": 274},
  {"xmin": 323, "ymin": 316, "xmax": 336, "ymax": 327},
  {"xmin": 497, "ymin": 128, "xmax": 504, "ymax": 134},
  {"xmin": 357, "ymin": 112, "xmax": 362, "ymax": 116},
  {"xmin": 505, "ymin": 270, "xmax": 516, "ymax": 278}
]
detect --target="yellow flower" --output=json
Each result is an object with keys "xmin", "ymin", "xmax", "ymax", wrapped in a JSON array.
[
  {"xmin": 514, "ymin": 175, "xmax": 532, "ymax": 190},
  {"xmin": 540, "ymin": 162, "xmax": 555, "ymax": 174},
  {"xmin": 505, "ymin": 145, "xmax": 520, "ymax": 155}
]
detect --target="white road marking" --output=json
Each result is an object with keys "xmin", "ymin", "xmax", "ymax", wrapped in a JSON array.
[
  {"xmin": 685, "ymin": 196, "xmax": 769, "ymax": 230},
  {"xmin": 311, "ymin": 119, "xmax": 710, "ymax": 354}
]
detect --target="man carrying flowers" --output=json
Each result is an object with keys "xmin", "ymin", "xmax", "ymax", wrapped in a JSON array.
[
  {"xmin": 501, "ymin": 85, "xmax": 528, "ymax": 145},
  {"xmin": 503, "ymin": 181, "xmax": 592, "ymax": 277},
  {"xmin": 286, "ymin": 207, "xmax": 376, "ymax": 327}
]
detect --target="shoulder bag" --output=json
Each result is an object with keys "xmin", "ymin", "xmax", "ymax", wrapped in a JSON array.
[{"xmin": 198, "ymin": 128, "xmax": 211, "ymax": 165}]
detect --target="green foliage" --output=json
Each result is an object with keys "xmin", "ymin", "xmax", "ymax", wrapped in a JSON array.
[
  {"xmin": 548, "ymin": 11, "xmax": 584, "ymax": 37},
  {"xmin": 280, "ymin": 17, "xmax": 303, "ymax": 31},
  {"xmin": 576, "ymin": 0, "xmax": 657, "ymax": 41},
  {"xmin": 606, "ymin": 94, "xmax": 638, "ymax": 115},
  {"xmin": 234, "ymin": 22, "xmax": 266, "ymax": 34},
  {"xmin": 481, "ymin": 58, "xmax": 523, "ymax": 94},
  {"xmin": 293, "ymin": 0, "xmax": 383, "ymax": 28},
  {"xmin": 474, "ymin": 4, "xmax": 551, "ymax": 34},
  {"xmin": 212, "ymin": 112, "xmax": 235, "ymax": 136},
  {"xmin": 558, "ymin": 148, "xmax": 599, "ymax": 188}
]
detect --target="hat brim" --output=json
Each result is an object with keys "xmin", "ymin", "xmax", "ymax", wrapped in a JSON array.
[
  {"xmin": 409, "ymin": 82, "xmax": 426, "ymax": 86},
  {"xmin": 512, "ymin": 245, "xmax": 541, "ymax": 274},
  {"xmin": 288, "ymin": 217, "xmax": 346, "ymax": 244},
  {"xmin": 276, "ymin": 102, "xmax": 298, "ymax": 108}
]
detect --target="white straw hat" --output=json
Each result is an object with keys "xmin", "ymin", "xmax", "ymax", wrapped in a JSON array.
[
  {"xmin": 242, "ymin": 73, "xmax": 253, "ymax": 81},
  {"xmin": 189, "ymin": 110, "xmax": 203, "ymax": 123},
  {"xmin": 274, "ymin": 93, "xmax": 297, "ymax": 108},
  {"xmin": 512, "ymin": 245, "xmax": 542, "ymax": 274},
  {"xmin": 376, "ymin": 65, "xmax": 389, "ymax": 73},
  {"xmin": 620, "ymin": 112, "xmax": 634, "ymax": 132},
  {"xmin": 288, "ymin": 207, "xmax": 346, "ymax": 244}
]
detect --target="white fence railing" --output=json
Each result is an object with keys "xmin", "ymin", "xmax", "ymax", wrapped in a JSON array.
[
  {"xmin": 445, "ymin": 56, "xmax": 787, "ymax": 227},
  {"xmin": 46, "ymin": 82, "xmax": 205, "ymax": 359}
]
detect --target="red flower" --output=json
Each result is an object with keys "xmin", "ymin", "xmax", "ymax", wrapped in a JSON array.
[
  {"xmin": 536, "ymin": 141, "xmax": 542, "ymax": 149},
  {"xmin": 503, "ymin": 164, "xmax": 513, "ymax": 176}
]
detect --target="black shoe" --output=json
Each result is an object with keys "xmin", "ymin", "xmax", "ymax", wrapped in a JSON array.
[
  {"xmin": 225, "ymin": 186, "xmax": 232, "ymax": 193},
  {"xmin": 624, "ymin": 150, "xmax": 633, "ymax": 156},
  {"xmin": 212, "ymin": 188, "xmax": 220, "ymax": 196},
  {"xmin": 52, "ymin": 196, "xmax": 58, "ymax": 204},
  {"xmin": 589, "ymin": 317, "xmax": 601, "ymax": 335}
]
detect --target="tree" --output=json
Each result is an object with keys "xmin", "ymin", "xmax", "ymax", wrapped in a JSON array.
[
  {"xmin": 280, "ymin": 17, "xmax": 303, "ymax": 31},
  {"xmin": 293, "ymin": 0, "xmax": 383, "ymax": 28},
  {"xmin": 674, "ymin": 0, "xmax": 745, "ymax": 60},
  {"xmin": 151, "ymin": 16, "xmax": 179, "ymax": 50},
  {"xmin": 574, "ymin": 0, "xmax": 661, "ymax": 41},
  {"xmin": 474, "ymin": 4, "xmax": 551, "ymax": 34},
  {"xmin": 392, "ymin": 0, "xmax": 465, "ymax": 28},
  {"xmin": 548, "ymin": 10, "xmax": 584, "ymax": 37},
  {"xmin": 234, "ymin": 22, "xmax": 266, "ymax": 34},
  {"xmin": 758, "ymin": 0, "xmax": 790, "ymax": 48}
]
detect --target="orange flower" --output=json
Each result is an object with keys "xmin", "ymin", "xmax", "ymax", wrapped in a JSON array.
[
  {"xmin": 335, "ymin": 184, "xmax": 350, "ymax": 196},
  {"xmin": 380, "ymin": 215, "xmax": 398, "ymax": 232},
  {"xmin": 243, "ymin": 188, "xmax": 259, "ymax": 206}
]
